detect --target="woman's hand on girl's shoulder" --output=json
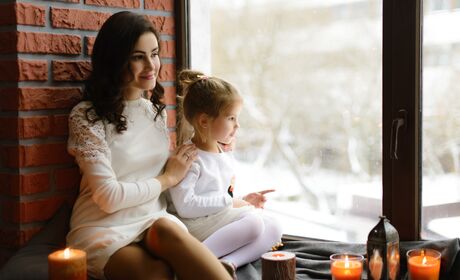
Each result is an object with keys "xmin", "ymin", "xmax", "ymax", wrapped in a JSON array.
[{"xmin": 158, "ymin": 143, "xmax": 197, "ymax": 191}]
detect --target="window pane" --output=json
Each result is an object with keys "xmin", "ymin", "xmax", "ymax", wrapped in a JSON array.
[
  {"xmin": 190, "ymin": 0, "xmax": 382, "ymax": 242},
  {"xmin": 422, "ymin": 0, "xmax": 460, "ymax": 240}
]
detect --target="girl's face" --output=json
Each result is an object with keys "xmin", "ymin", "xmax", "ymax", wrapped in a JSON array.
[
  {"xmin": 209, "ymin": 101, "xmax": 242, "ymax": 145},
  {"xmin": 123, "ymin": 32, "xmax": 160, "ymax": 99}
]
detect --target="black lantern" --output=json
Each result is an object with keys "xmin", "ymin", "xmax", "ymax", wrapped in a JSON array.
[{"xmin": 366, "ymin": 216, "xmax": 400, "ymax": 280}]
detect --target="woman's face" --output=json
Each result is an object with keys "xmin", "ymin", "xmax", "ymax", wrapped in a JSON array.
[{"xmin": 123, "ymin": 32, "xmax": 160, "ymax": 98}]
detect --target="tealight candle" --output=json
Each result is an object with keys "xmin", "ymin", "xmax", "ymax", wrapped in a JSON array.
[
  {"xmin": 407, "ymin": 248, "xmax": 441, "ymax": 280},
  {"xmin": 330, "ymin": 253, "xmax": 363, "ymax": 280},
  {"xmin": 48, "ymin": 248, "xmax": 87, "ymax": 280}
]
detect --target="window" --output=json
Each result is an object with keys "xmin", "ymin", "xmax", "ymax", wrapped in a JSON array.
[
  {"xmin": 177, "ymin": 0, "xmax": 459, "ymax": 241},
  {"xmin": 188, "ymin": 0, "xmax": 382, "ymax": 243},
  {"xmin": 421, "ymin": 0, "xmax": 460, "ymax": 239},
  {"xmin": 426, "ymin": 0, "xmax": 460, "ymax": 12}
]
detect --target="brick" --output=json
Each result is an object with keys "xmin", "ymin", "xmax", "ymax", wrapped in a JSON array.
[
  {"xmin": 54, "ymin": 167, "xmax": 80, "ymax": 191},
  {"xmin": 20, "ymin": 116, "xmax": 51, "ymax": 139},
  {"xmin": 0, "ymin": 3, "xmax": 15, "ymax": 26},
  {"xmin": 22, "ymin": 143, "xmax": 75, "ymax": 167},
  {"xmin": 52, "ymin": 60, "xmax": 91, "ymax": 81},
  {"xmin": 0, "ymin": 88, "xmax": 19, "ymax": 110},
  {"xmin": 20, "ymin": 114, "xmax": 69, "ymax": 138},
  {"xmin": 1, "ymin": 146, "xmax": 20, "ymax": 168},
  {"xmin": 0, "ymin": 117, "xmax": 18, "ymax": 139},
  {"xmin": 25, "ymin": 87, "xmax": 81, "ymax": 111},
  {"xmin": 0, "ymin": 59, "xmax": 48, "ymax": 82},
  {"xmin": 0, "ymin": 173, "xmax": 15, "ymax": 195},
  {"xmin": 145, "ymin": 0, "xmax": 174, "ymax": 11},
  {"xmin": 3, "ymin": 197, "xmax": 67, "ymax": 223},
  {"xmin": 147, "ymin": 16, "xmax": 175, "ymax": 35},
  {"xmin": 0, "ymin": 3, "xmax": 46, "ymax": 26},
  {"xmin": 15, "ymin": 3, "xmax": 46, "ymax": 26},
  {"xmin": 163, "ymin": 86, "xmax": 176, "ymax": 106},
  {"xmin": 1, "ymin": 143, "xmax": 74, "ymax": 168},
  {"xmin": 21, "ymin": 173, "xmax": 50, "ymax": 195},
  {"xmin": 1, "ymin": 31, "xmax": 82, "ymax": 55},
  {"xmin": 51, "ymin": 8, "xmax": 110, "ymax": 31},
  {"xmin": 0, "ymin": 172, "xmax": 50, "ymax": 196},
  {"xmin": 53, "ymin": 115, "xmax": 71, "ymax": 136},
  {"xmin": 0, "ymin": 31, "xmax": 17, "ymax": 53},
  {"xmin": 19, "ymin": 59, "xmax": 47, "ymax": 81},
  {"xmin": 85, "ymin": 0, "xmax": 140, "ymax": 8},
  {"xmin": 1, "ymin": 200, "xmax": 18, "ymax": 224},
  {"xmin": 160, "ymin": 40, "xmax": 175, "ymax": 58},
  {"xmin": 0, "ymin": 61, "xmax": 18, "ymax": 81},
  {"xmin": 17, "ymin": 32, "xmax": 81, "ymax": 55},
  {"xmin": 85, "ymin": 36, "xmax": 95, "ymax": 55},
  {"xmin": 0, "ymin": 87, "xmax": 82, "ymax": 111},
  {"xmin": 158, "ymin": 63, "xmax": 175, "ymax": 82},
  {"xmin": 166, "ymin": 109, "xmax": 176, "ymax": 128}
]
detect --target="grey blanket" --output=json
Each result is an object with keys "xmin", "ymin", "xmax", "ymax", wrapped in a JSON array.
[
  {"xmin": 1, "ymin": 205, "xmax": 458, "ymax": 280},
  {"xmin": 236, "ymin": 238, "xmax": 460, "ymax": 280}
]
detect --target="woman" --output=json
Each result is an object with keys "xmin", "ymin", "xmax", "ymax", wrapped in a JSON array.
[{"xmin": 66, "ymin": 11, "xmax": 232, "ymax": 280}]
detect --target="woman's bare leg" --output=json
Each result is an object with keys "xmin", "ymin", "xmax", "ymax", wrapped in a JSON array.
[
  {"xmin": 104, "ymin": 243, "xmax": 174, "ymax": 280},
  {"xmin": 145, "ymin": 218, "xmax": 232, "ymax": 280}
]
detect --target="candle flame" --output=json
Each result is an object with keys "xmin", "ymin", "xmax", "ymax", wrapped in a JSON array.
[
  {"xmin": 344, "ymin": 255, "xmax": 350, "ymax": 268},
  {"xmin": 63, "ymin": 248, "xmax": 71, "ymax": 259},
  {"xmin": 422, "ymin": 256, "xmax": 427, "ymax": 265},
  {"xmin": 272, "ymin": 253, "xmax": 285, "ymax": 258}
]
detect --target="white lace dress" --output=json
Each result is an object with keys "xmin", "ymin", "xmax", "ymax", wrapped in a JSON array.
[{"xmin": 66, "ymin": 98, "xmax": 186, "ymax": 280}]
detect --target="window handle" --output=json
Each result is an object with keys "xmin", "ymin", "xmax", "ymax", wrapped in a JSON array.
[{"xmin": 390, "ymin": 109, "xmax": 407, "ymax": 160}]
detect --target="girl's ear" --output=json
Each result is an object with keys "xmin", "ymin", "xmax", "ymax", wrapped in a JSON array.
[{"xmin": 197, "ymin": 113, "xmax": 210, "ymax": 129}]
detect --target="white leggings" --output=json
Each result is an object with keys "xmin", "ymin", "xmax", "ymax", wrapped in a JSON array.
[{"xmin": 202, "ymin": 212, "xmax": 283, "ymax": 268}]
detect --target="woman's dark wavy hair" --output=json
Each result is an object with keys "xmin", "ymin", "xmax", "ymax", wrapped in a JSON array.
[{"xmin": 84, "ymin": 11, "xmax": 165, "ymax": 133}]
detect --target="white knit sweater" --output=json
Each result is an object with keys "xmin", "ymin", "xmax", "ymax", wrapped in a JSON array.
[{"xmin": 168, "ymin": 146, "xmax": 235, "ymax": 219}]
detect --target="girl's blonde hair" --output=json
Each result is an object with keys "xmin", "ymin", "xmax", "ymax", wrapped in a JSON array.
[{"xmin": 176, "ymin": 69, "xmax": 242, "ymax": 146}]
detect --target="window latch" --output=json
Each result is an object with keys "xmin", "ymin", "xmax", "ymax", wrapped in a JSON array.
[{"xmin": 390, "ymin": 109, "xmax": 407, "ymax": 160}]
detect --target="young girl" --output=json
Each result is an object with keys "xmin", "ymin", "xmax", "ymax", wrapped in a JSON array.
[{"xmin": 168, "ymin": 69, "xmax": 283, "ymax": 275}]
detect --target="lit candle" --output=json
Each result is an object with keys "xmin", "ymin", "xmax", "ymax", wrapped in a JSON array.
[
  {"xmin": 48, "ymin": 248, "xmax": 87, "ymax": 280},
  {"xmin": 407, "ymin": 249, "xmax": 441, "ymax": 280},
  {"xmin": 330, "ymin": 253, "xmax": 363, "ymax": 280}
]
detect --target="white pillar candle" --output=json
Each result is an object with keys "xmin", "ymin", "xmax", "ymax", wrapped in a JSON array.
[{"xmin": 48, "ymin": 248, "xmax": 87, "ymax": 280}]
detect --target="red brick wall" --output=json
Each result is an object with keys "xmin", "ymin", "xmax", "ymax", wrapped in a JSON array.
[{"xmin": 0, "ymin": 0, "xmax": 177, "ymax": 266}]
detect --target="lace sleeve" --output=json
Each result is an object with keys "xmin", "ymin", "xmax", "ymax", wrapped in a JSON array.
[{"xmin": 67, "ymin": 102, "xmax": 111, "ymax": 164}]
